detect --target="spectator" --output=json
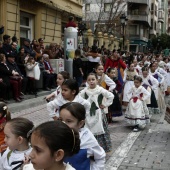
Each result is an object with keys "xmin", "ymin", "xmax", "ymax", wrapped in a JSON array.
[
  {"xmin": 22, "ymin": 38, "xmax": 36, "ymax": 58},
  {"xmin": 38, "ymin": 38, "xmax": 45, "ymax": 52},
  {"xmin": 0, "ymin": 53, "xmax": 22, "ymax": 102},
  {"xmin": 11, "ymin": 36, "xmax": 20, "ymax": 53},
  {"xmin": 65, "ymin": 16, "xmax": 77, "ymax": 28},
  {"xmin": 0, "ymin": 78, "xmax": 8, "ymax": 102},
  {"xmin": 6, "ymin": 53, "xmax": 28, "ymax": 95},
  {"xmin": 0, "ymin": 26, "xmax": 4, "ymax": 41},
  {"xmin": 37, "ymin": 56, "xmax": 54, "ymax": 91},
  {"xmin": 11, "ymin": 42, "xmax": 18, "ymax": 60},
  {"xmin": 43, "ymin": 54, "xmax": 57, "ymax": 88},
  {"xmin": 33, "ymin": 43, "xmax": 42, "ymax": 61},
  {"xmin": 0, "ymin": 41, "xmax": 4, "ymax": 54},
  {"xmin": 2, "ymin": 34, "xmax": 12, "ymax": 57},
  {"xmin": 46, "ymin": 43, "xmax": 57, "ymax": 59},
  {"xmin": 31, "ymin": 39, "xmax": 37, "ymax": 49}
]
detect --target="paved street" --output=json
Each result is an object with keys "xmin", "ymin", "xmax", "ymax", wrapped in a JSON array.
[{"xmin": 8, "ymin": 94, "xmax": 170, "ymax": 170}]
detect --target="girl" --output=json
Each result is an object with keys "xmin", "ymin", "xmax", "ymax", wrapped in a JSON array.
[
  {"xmin": 107, "ymin": 68, "xmax": 122, "ymax": 120},
  {"xmin": 94, "ymin": 64, "xmax": 116, "ymax": 122},
  {"xmin": 95, "ymin": 64, "xmax": 116, "ymax": 91},
  {"xmin": 123, "ymin": 63, "xmax": 138, "ymax": 107},
  {"xmin": 23, "ymin": 120, "xmax": 80, "ymax": 170},
  {"xmin": 60, "ymin": 102, "xmax": 106, "ymax": 170},
  {"xmin": 73, "ymin": 49, "xmax": 84, "ymax": 87},
  {"xmin": 45, "ymin": 71, "xmax": 70, "ymax": 102},
  {"xmin": 47, "ymin": 79, "xmax": 90, "ymax": 120},
  {"xmin": 125, "ymin": 76, "xmax": 150, "ymax": 132},
  {"xmin": 0, "ymin": 102, "xmax": 11, "ymax": 153},
  {"xmin": 149, "ymin": 62, "xmax": 166, "ymax": 112},
  {"xmin": 80, "ymin": 73, "xmax": 114, "ymax": 152},
  {"xmin": 25, "ymin": 56, "xmax": 39, "ymax": 97},
  {"xmin": 141, "ymin": 67, "xmax": 160, "ymax": 114},
  {"xmin": 1, "ymin": 117, "xmax": 33, "ymax": 169}
]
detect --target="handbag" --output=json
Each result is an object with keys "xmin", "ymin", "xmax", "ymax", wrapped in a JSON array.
[{"xmin": 165, "ymin": 107, "xmax": 170, "ymax": 124}]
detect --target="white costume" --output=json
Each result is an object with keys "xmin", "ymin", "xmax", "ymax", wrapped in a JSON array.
[
  {"xmin": 125, "ymin": 86, "xmax": 150, "ymax": 128},
  {"xmin": 64, "ymin": 127, "xmax": 106, "ymax": 170},
  {"xmin": 166, "ymin": 62, "xmax": 170, "ymax": 87},
  {"xmin": 0, "ymin": 147, "xmax": 32, "ymax": 170},
  {"xmin": 23, "ymin": 163, "xmax": 76, "ymax": 170},
  {"xmin": 80, "ymin": 85, "xmax": 114, "ymax": 135},
  {"xmin": 149, "ymin": 69, "xmax": 166, "ymax": 112},
  {"xmin": 123, "ymin": 69, "xmax": 138, "ymax": 102},
  {"xmin": 141, "ymin": 74, "xmax": 159, "ymax": 99},
  {"xmin": 47, "ymin": 93, "xmax": 90, "ymax": 118},
  {"xmin": 134, "ymin": 65, "xmax": 142, "ymax": 76}
]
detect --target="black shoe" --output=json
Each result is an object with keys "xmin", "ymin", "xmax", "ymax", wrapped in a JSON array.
[{"xmin": 19, "ymin": 96, "xmax": 24, "ymax": 99}]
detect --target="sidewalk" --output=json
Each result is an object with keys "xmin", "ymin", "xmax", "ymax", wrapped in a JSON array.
[{"xmin": 105, "ymin": 97, "xmax": 170, "ymax": 170}]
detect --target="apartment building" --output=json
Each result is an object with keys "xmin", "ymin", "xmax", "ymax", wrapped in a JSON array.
[{"xmin": 0, "ymin": 0, "xmax": 83, "ymax": 45}]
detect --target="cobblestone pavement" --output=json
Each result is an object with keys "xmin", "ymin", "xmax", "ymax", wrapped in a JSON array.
[{"xmin": 10, "ymin": 99, "xmax": 170, "ymax": 170}]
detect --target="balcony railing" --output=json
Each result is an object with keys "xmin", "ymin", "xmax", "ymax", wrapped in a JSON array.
[
  {"xmin": 127, "ymin": 0, "xmax": 149, "ymax": 5},
  {"xmin": 128, "ymin": 11, "xmax": 151, "ymax": 26}
]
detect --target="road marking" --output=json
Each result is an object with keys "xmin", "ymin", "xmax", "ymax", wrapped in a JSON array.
[{"xmin": 105, "ymin": 131, "xmax": 141, "ymax": 170}]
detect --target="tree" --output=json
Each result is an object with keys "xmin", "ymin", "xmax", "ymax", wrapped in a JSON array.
[{"xmin": 83, "ymin": 0, "xmax": 127, "ymax": 35}]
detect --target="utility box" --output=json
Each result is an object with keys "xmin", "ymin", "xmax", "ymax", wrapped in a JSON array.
[
  {"xmin": 50, "ymin": 59, "xmax": 64, "ymax": 74},
  {"xmin": 64, "ymin": 27, "xmax": 78, "ymax": 78}
]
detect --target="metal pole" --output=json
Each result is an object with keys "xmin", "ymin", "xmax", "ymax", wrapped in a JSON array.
[{"xmin": 123, "ymin": 24, "xmax": 125, "ymax": 51}]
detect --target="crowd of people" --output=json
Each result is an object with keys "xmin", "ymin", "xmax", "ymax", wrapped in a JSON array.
[
  {"xmin": 0, "ymin": 34, "xmax": 64, "ymax": 102},
  {"xmin": 0, "ymin": 38, "xmax": 170, "ymax": 169}
]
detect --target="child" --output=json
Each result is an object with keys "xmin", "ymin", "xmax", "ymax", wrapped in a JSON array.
[
  {"xmin": 23, "ymin": 120, "xmax": 80, "ymax": 170},
  {"xmin": 107, "ymin": 68, "xmax": 122, "ymax": 121},
  {"xmin": 25, "ymin": 56, "xmax": 39, "ymax": 97},
  {"xmin": 45, "ymin": 71, "xmax": 70, "ymax": 102},
  {"xmin": 123, "ymin": 63, "xmax": 138, "ymax": 107},
  {"xmin": 125, "ymin": 76, "xmax": 150, "ymax": 132},
  {"xmin": 47, "ymin": 79, "xmax": 90, "ymax": 120},
  {"xmin": 60, "ymin": 102, "xmax": 106, "ymax": 170},
  {"xmin": 94, "ymin": 64, "xmax": 116, "ymax": 122},
  {"xmin": 95, "ymin": 64, "xmax": 116, "ymax": 91},
  {"xmin": 0, "ymin": 102, "xmax": 11, "ymax": 153},
  {"xmin": 0, "ymin": 117, "xmax": 34, "ymax": 169},
  {"xmin": 80, "ymin": 73, "xmax": 114, "ymax": 152},
  {"xmin": 141, "ymin": 67, "xmax": 160, "ymax": 114},
  {"xmin": 73, "ymin": 49, "xmax": 84, "ymax": 87}
]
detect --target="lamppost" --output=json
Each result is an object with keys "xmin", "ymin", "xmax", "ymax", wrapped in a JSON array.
[{"xmin": 120, "ymin": 14, "xmax": 128, "ymax": 51}]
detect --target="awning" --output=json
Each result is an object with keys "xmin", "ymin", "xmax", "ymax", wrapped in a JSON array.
[{"xmin": 36, "ymin": 0, "xmax": 83, "ymax": 17}]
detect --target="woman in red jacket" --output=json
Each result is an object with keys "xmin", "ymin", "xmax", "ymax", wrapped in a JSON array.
[
  {"xmin": 104, "ymin": 50, "xmax": 126, "ymax": 94},
  {"xmin": 104, "ymin": 50, "xmax": 126, "ymax": 72}
]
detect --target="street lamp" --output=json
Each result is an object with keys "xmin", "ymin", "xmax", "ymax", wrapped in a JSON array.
[{"xmin": 120, "ymin": 14, "xmax": 128, "ymax": 51}]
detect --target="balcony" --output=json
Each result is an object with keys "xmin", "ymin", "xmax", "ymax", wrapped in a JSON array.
[
  {"xmin": 158, "ymin": 9, "xmax": 164, "ymax": 23},
  {"xmin": 128, "ymin": 11, "xmax": 151, "ymax": 26},
  {"xmin": 127, "ymin": 0, "xmax": 149, "ymax": 5}
]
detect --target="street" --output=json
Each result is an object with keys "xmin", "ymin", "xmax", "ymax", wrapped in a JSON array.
[{"xmin": 8, "ymin": 93, "xmax": 170, "ymax": 170}]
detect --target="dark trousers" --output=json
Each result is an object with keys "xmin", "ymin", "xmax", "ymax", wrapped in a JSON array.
[
  {"xmin": 0, "ymin": 82, "xmax": 8, "ymax": 100},
  {"xmin": 21, "ymin": 77, "xmax": 28, "ymax": 94},
  {"xmin": 10, "ymin": 79, "xmax": 21, "ymax": 99},
  {"xmin": 43, "ymin": 73, "xmax": 55, "ymax": 88},
  {"xmin": 27, "ymin": 77, "xmax": 37, "ymax": 94}
]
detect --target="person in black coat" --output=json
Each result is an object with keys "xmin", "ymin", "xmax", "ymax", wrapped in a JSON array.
[
  {"xmin": 0, "ymin": 53, "xmax": 23, "ymax": 102},
  {"xmin": 2, "ymin": 34, "xmax": 13, "ymax": 57},
  {"xmin": 6, "ymin": 53, "xmax": 28, "ymax": 94}
]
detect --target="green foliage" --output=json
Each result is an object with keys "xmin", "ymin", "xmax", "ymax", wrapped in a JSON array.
[{"xmin": 151, "ymin": 34, "xmax": 170, "ymax": 50}]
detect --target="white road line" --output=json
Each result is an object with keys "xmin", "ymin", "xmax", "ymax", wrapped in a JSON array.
[{"xmin": 105, "ymin": 131, "xmax": 141, "ymax": 170}]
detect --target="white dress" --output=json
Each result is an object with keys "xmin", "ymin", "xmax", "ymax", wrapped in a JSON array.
[
  {"xmin": 47, "ymin": 93, "xmax": 90, "ymax": 118},
  {"xmin": 80, "ymin": 85, "xmax": 114, "ymax": 135},
  {"xmin": 166, "ymin": 62, "xmax": 170, "ymax": 87},
  {"xmin": 0, "ymin": 146, "xmax": 32, "ymax": 170},
  {"xmin": 123, "ymin": 69, "xmax": 138, "ymax": 102},
  {"xmin": 125, "ymin": 86, "xmax": 150, "ymax": 128},
  {"xmin": 149, "ymin": 69, "xmax": 166, "ymax": 112}
]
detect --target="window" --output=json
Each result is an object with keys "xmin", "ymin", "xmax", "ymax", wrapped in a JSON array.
[
  {"xmin": 151, "ymin": 3, "xmax": 154, "ymax": 14},
  {"xmin": 129, "ymin": 25, "xmax": 138, "ymax": 35},
  {"xmin": 85, "ymin": 4, "xmax": 90, "ymax": 11},
  {"xmin": 20, "ymin": 12, "xmax": 34, "ymax": 44},
  {"xmin": 151, "ymin": 19, "xmax": 153, "ymax": 29},
  {"xmin": 155, "ymin": 5, "xmax": 157, "ymax": 16},
  {"xmin": 104, "ymin": 3, "xmax": 111, "ymax": 12},
  {"xmin": 154, "ymin": 21, "xmax": 157, "ymax": 30}
]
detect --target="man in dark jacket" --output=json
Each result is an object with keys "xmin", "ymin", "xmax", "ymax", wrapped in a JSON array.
[
  {"xmin": 6, "ymin": 53, "xmax": 28, "ymax": 94},
  {"xmin": 2, "ymin": 34, "xmax": 13, "ymax": 57},
  {"xmin": 22, "ymin": 38, "xmax": 36, "ymax": 57}
]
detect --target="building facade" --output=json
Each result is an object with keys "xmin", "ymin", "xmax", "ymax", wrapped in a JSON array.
[{"xmin": 0, "ymin": 0, "xmax": 83, "ymax": 45}]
